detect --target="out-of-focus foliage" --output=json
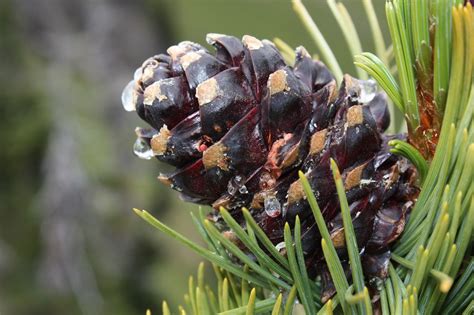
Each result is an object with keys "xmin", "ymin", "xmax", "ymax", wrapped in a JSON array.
[
  {"xmin": 0, "ymin": 1, "xmax": 387, "ymax": 314},
  {"xmin": 0, "ymin": 0, "xmax": 202, "ymax": 314},
  {"xmin": 155, "ymin": 0, "xmax": 388, "ymax": 78},
  {"xmin": 0, "ymin": 0, "xmax": 50, "ymax": 310}
]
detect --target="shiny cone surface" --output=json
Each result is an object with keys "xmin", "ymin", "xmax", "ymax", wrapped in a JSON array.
[{"xmin": 123, "ymin": 34, "xmax": 418, "ymax": 296}]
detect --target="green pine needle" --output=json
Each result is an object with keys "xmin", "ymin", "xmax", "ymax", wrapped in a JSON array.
[
  {"xmin": 433, "ymin": 0, "xmax": 452, "ymax": 111},
  {"xmin": 354, "ymin": 52, "xmax": 404, "ymax": 113},
  {"xmin": 386, "ymin": 0, "xmax": 420, "ymax": 128},
  {"xmin": 220, "ymin": 207, "xmax": 292, "ymax": 283},
  {"xmin": 327, "ymin": 0, "xmax": 367, "ymax": 79},
  {"xmin": 294, "ymin": 217, "xmax": 319, "ymax": 310},
  {"xmin": 362, "ymin": 0, "xmax": 388, "ymax": 65},
  {"xmin": 270, "ymin": 293, "xmax": 282, "ymax": 315},
  {"xmin": 242, "ymin": 208, "xmax": 290, "ymax": 270},
  {"xmin": 283, "ymin": 286, "xmax": 298, "ymax": 315},
  {"xmin": 388, "ymin": 139, "xmax": 429, "ymax": 183},
  {"xmin": 412, "ymin": 0, "xmax": 431, "ymax": 74},
  {"xmin": 298, "ymin": 170, "xmax": 351, "ymax": 314},
  {"xmin": 330, "ymin": 159, "xmax": 366, "ymax": 306},
  {"xmin": 133, "ymin": 209, "xmax": 269, "ymax": 289},
  {"xmin": 245, "ymin": 288, "xmax": 256, "ymax": 315},
  {"xmin": 162, "ymin": 302, "xmax": 171, "ymax": 315},
  {"xmin": 203, "ymin": 219, "xmax": 289, "ymax": 290},
  {"xmin": 292, "ymin": 0, "xmax": 343, "ymax": 83}
]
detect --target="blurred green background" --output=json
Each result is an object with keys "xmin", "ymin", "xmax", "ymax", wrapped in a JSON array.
[{"xmin": 0, "ymin": 0, "xmax": 387, "ymax": 314}]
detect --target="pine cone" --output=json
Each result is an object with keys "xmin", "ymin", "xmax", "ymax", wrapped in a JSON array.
[{"xmin": 122, "ymin": 34, "xmax": 418, "ymax": 295}]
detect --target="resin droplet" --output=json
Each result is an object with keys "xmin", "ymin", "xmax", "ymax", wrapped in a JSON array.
[
  {"xmin": 264, "ymin": 194, "xmax": 281, "ymax": 217},
  {"xmin": 227, "ymin": 181, "xmax": 237, "ymax": 195},
  {"xmin": 122, "ymin": 80, "xmax": 137, "ymax": 112},
  {"xmin": 133, "ymin": 67, "xmax": 142, "ymax": 81},
  {"xmin": 227, "ymin": 175, "xmax": 246, "ymax": 196},
  {"xmin": 238, "ymin": 185, "xmax": 248, "ymax": 194},
  {"xmin": 133, "ymin": 137, "xmax": 154, "ymax": 160},
  {"xmin": 275, "ymin": 242, "xmax": 286, "ymax": 253},
  {"xmin": 359, "ymin": 79, "xmax": 377, "ymax": 104}
]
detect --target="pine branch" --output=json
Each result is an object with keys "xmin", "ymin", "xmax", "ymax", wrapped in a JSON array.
[{"xmin": 129, "ymin": 1, "xmax": 474, "ymax": 314}]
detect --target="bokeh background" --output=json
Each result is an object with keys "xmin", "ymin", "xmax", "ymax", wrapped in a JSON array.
[{"xmin": 0, "ymin": 0, "xmax": 388, "ymax": 314}]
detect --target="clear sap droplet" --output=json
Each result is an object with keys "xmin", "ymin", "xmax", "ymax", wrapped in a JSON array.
[
  {"xmin": 238, "ymin": 185, "xmax": 248, "ymax": 194},
  {"xmin": 359, "ymin": 79, "xmax": 377, "ymax": 104},
  {"xmin": 227, "ymin": 180, "xmax": 238, "ymax": 195},
  {"xmin": 264, "ymin": 195, "xmax": 281, "ymax": 217},
  {"xmin": 133, "ymin": 137, "xmax": 154, "ymax": 160},
  {"xmin": 281, "ymin": 204, "xmax": 288, "ymax": 218},
  {"xmin": 234, "ymin": 175, "xmax": 244, "ymax": 185},
  {"xmin": 275, "ymin": 241, "xmax": 286, "ymax": 252},
  {"xmin": 121, "ymin": 80, "xmax": 137, "ymax": 112},
  {"xmin": 133, "ymin": 67, "xmax": 142, "ymax": 81},
  {"xmin": 227, "ymin": 175, "xmax": 246, "ymax": 196}
]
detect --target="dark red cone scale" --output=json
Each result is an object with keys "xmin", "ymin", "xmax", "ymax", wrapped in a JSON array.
[{"xmin": 122, "ymin": 34, "xmax": 419, "ymax": 296}]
